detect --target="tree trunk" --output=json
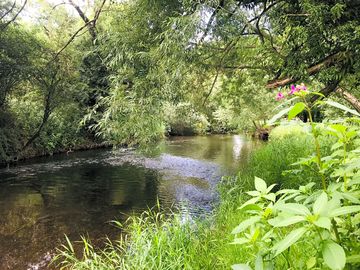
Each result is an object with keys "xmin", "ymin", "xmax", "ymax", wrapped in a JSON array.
[{"xmin": 336, "ymin": 88, "xmax": 360, "ymax": 113}]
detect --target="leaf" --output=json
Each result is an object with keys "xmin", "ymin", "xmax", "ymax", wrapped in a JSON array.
[
  {"xmin": 329, "ymin": 205, "xmax": 360, "ymax": 217},
  {"xmin": 306, "ymin": 257, "xmax": 317, "ymax": 269},
  {"xmin": 339, "ymin": 192, "xmax": 360, "ymax": 204},
  {"xmin": 268, "ymin": 215, "xmax": 306, "ymax": 227},
  {"xmin": 325, "ymin": 100, "xmax": 360, "ymax": 116},
  {"xmin": 255, "ymin": 254, "xmax": 264, "ymax": 270},
  {"xmin": 239, "ymin": 197, "xmax": 261, "ymax": 210},
  {"xmin": 232, "ymin": 264, "xmax": 253, "ymax": 270},
  {"xmin": 266, "ymin": 184, "xmax": 277, "ymax": 193},
  {"xmin": 240, "ymin": 204, "xmax": 263, "ymax": 212},
  {"xmin": 349, "ymin": 178, "xmax": 360, "ymax": 186},
  {"xmin": 263, "ymin": 193, "xmax": 276, "ymax": 202},
  {"xmin": 272, "ymin": 227, "xmax": 307, "ymax": 257},
  {"xmin": 276, "ymin": 203, "xmax": 311, "ymax": 216},
  {"xmin": 232, "ymin": 216, "xmax": 261, "ymax": 234},
  {"xmin": 267, "ymin": 107, "xmax": 291, "ymax": 125},
  {"xmin": 331, "ymin": 142, "xmax": 343, "ymax": 151},
  {"xmin": 313, "ymin": 217, "xmax": 331, "ymax": 230},
  {"xmin": 330, "ymin": 124, "xmax": 347, "ymax": 133},
  {"xmin": 255, "ymin": 177, "xmax": 267, "ymax": 193},
  {"xmin": 251, "ymin": 227, "xmax": 261, "ymax": 243},
  {"xmin": 247, "ymin": 191, "xmax": 261, "ymax": 197},
  {"xmin": 311, "ymin": 91, "xmax": 326, "ymax": 98},
  {"xmin": 231, "ymin": 238, "xmax": 250, "ymax": 245},
  {"xmin": 322, "ymin": 240, "xmax": 346, "ymax": 270},
  {"xmin": 288, "ymin": 102, "xmax": 306, "ymax": 120},
  {"xmin": 346, "ymin": 255, "xmax": 360, "ymax": 264},
  {"xmin": 313, "ymin": 192, "xmax": 328, "ymax": 215}
]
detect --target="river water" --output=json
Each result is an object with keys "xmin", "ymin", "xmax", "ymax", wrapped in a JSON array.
[{"xmin": 0, "ymin": 135, "xmax": 254, "ymax": 269}]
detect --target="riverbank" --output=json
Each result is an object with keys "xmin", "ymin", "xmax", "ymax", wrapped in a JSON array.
[
  {"xmin": 54, "ymin": 127, "xmax": 332, "ymax": 269},
  {"xmin": 0, "ymin": 140, "xmax": 112, "ymax": 168}
]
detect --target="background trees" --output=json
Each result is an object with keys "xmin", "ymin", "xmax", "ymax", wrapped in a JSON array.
[{"xmin": 0, "ymin": 0, "xmax": 359, "ymax": 163}]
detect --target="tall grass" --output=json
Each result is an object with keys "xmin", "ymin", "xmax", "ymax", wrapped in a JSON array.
[
  {"xmin": 53, "ymin": 209, "xmax": 251, "ymax": 270},
  {"xmin": 55, "ymin": 127, "xmax": 335, "ymax": 269}
]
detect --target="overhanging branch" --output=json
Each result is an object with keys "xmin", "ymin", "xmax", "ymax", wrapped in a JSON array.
[{"xmin": 266, "ymin": 52, "xmax": 343, "ymax": 88}]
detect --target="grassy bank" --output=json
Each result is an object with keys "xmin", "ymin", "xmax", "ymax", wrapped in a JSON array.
[{"xmin": 54, "ymin": 124, "xmax": 356, "ymax": 270}]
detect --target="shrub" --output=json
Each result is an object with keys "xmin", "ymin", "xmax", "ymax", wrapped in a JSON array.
[
  {"xmin": 231, "ymin": 84, "xmax": 360, "ymax": 270},
  {"xmin": 164, "ymin": 102, "xmax": 209, "ymax": 135}
]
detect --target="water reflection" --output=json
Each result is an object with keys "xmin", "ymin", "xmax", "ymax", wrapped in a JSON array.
[{"xmin": 0, "ymin": 135, "xmax": 254, "ymax": 269}]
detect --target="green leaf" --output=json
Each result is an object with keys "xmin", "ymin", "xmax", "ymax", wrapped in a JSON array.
[
  {"xmin": 231, "ymin": 238, "xmax": 250, "ymax": 245},
  {"xmin": 267, "ymin": 107, "xmax": 291, "ymax": 125},
  {"xmin": 247, "ymin": 191, "xmax": 261, "ymax": 197},
  {"xmin": 339, "ymin": 192, "xmax": 360, "ymax": 204},
  {"xmin": 266, "ymin": 184, "xmax": 277, "ymax": 193},
  {"xmin": 263, "ymin": 193, "xmax": 276, "ymax": 202},
  {"xmin": 346, "ymin": 255, "xmax": 360, "ymax": 264},
  {"xmin": 239, "ymin": 197, "xmax": 261, "ymax": 210},
  {"xmin": 232, "ymin": 216, "xmax": 261, "ymax": 234},
  {"xmin": 232, "ymin": 264, "xmax": 253, "ymax": 270},
  {"xmin": 313, "ymin": 192, "xmax": 328, "ymax": 215},
  {"xmin": 306, "ymin": 257, "xmax": 317, "ymax": 269},
  {"xmin": 330, "ymin": 124, "xmax": 347, "ymax": 133},
  {"xmin": 268, "ymin": 215, "xmax": 306, "ymax": 227},
  {"xmin": 322, "ymin": 240, "xmax": 346, "ymax": 270},
  {"xmin": 349, "ymin": 178, "xmax": 360, "ymax": 186},
  {"xmin": 272, "ymin": 227, "xmax": 307, "ymax": 257},
  {"xmin": 331, "ymin": 142, "xmax": 343, "ymax": 151},
  {"xmin": 240, "ymin": 204, "xmax": 263, "ymax": 212},
  {"xmin": 325, "ymin": 100, "xmax": 360, "ymax": 116},
  {"xmin": 329, "ymin": 205, "xmax": 360, "ymax": 217},
  {"xmin": 255, "ymin": 254, "xmax": 264, "ymax": 270},
  {"xmin": 255, "ymin": 177, "xmax": 267, "ymax": 193},
  {"xmin": 313, "ymin": 217, "xmax": 331, "ymax": 230},
  {"xmin": 312, "ymin": 92, "xmax": 326, "ymax": 98},
  {"xmin": 276, "ymin": 203, "xmax": 311, "ymax": 216},
  {"xmin": 288, "ymin": 102, "xmax": 306, "ymax": 120}
]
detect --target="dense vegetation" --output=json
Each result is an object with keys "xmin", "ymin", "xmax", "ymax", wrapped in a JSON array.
[
  {"xmin": 1, "ymin": 0, "xmax": 360, "ymax": 269},
  {"xmin": 1, "ymin": 0, "xmax": 359, "ymax": 164}
]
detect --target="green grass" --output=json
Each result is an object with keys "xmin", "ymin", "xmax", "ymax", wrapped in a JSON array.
[{"xmin": 54, "ymin": 128, "xmax": 335, "ymax": 269}]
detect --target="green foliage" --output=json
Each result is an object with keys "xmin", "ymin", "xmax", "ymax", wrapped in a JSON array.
[
  {"xmin": 54, "ymin": 209, "xmax": 219, "ymax": 270},
  {"xmin": 211, "ymin": 106, "xmax": 239, "ymax": 133},
  {"xmin": 164, "ymin": 102, "xmax": 209, "ymax": 135},
  {"xmin": 232, "ymin": 88, "xmax": 360, "ymax": 270}
]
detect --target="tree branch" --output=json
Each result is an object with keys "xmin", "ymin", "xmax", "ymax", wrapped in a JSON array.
[
  {"xmin": 68, "ymin": 0, "xmax": 97, "ymax": 41},
  {"xmin": 0, "ymin": 0, "xmax": 16, "ymax": 21},
  {"xmin": 266, "ymin": 52, "xmax": 343, "ymax": 88},
  {"xmin": 336, "ymin": 87, "xmax": 360, "ymax": 113},
  {"xmin": 0, "ymin": 0, "xmax": 27, "ymax": 31},
  {"xmin": 51, "ymin": 20, "xmax": 94, "ymax": 62}
]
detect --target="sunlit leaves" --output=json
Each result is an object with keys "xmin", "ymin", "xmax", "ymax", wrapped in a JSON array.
[
  {"xmin": 288, "ymin": 102, "xmax": 306, "ymax": 121},
  {"xmin": 272, "ymin": 227, "xmax": 307, "ymax": 257},
  {"xmin": 322, "ymin": 240, "xmax": 346, "ymax": 270}
]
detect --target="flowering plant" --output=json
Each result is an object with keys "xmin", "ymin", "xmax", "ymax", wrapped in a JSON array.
[{"xmin": 232, "ymin": 84, "xmax": 360, "ymax": 270}]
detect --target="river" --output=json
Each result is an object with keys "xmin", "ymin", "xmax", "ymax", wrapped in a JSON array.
[{"xmin": 0, "ymin": 135, "xmax": 254, "ymax": 269}]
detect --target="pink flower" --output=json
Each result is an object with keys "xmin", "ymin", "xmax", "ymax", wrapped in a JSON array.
[
  {"xmin": 289, "ymin": 84, "xmax": 297, "ymax": 95},
  {"xmin": 289, "ymin": 83, "xmax": 307, "ymax": 94},
  {"xmin": 276, "ymin": 92, "xmax": 285, "ymax": 100},
  {"xmin": 300, "ymin": 83, "xmax": 307, "ymax": 91}
]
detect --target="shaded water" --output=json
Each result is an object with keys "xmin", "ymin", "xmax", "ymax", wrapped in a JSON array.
[{"xmin": 0, "ymin": 135, "xmax": 254, "ymax": 269}]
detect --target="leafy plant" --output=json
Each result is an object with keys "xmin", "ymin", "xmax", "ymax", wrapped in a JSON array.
[{"xmin": 232, "ymin": 84, "xmax": 360, "ymax": 270}]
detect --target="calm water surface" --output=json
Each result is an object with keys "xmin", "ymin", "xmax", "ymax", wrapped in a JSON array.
[{"xmin": 0, "ymin": 135, "xmax": 254, "ymax": 269}]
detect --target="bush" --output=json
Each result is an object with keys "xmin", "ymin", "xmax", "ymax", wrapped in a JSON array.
[{"xmin": 164, "ymin": 102, "xmax": 209, "ymax": 135}]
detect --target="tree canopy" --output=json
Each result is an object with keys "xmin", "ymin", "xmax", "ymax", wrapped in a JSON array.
[{"xmin": 0, "ymin": 0, "xmax": 359, "ymax": 162}]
